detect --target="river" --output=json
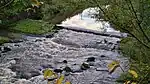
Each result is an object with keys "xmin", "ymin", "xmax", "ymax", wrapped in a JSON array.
[{"xmin": 0, "ymin": 8, "xmax": 128, "ymax": 84}]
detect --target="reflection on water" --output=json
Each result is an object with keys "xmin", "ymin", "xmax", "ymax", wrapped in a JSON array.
[{"xmin": 58, "ymin": 7, "xmax": 120, "ymax": 33}]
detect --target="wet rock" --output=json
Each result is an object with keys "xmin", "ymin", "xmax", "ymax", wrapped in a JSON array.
[
  {"xmin": 103, "ymin": 39, "xmax": 108, "ymax": 43},
  {"xmin": 96, "ymin": 41, "xmax": 102, "ymax": 44},
  {"xmin": 9, "ymin": 39, "xmax": 23, "ymax": 43},
  {"xmin": 0, "ymin": 47, "xmax": 2, "ymax": 51},
  {"xmin": 88, "ymin": 62, "xmax": 95, "ymax": 66},
  {"xmin": 101, "ymin": 55, "xmax": 106, "ymax": 58},
  {"xmin": 45, "ymin": 33, "xmax": 54, "ymax": 38},
  {"xmin": 64, "ymin": 72, "xmax": 70, "ymax": 76},
  {"xmin": 48, "ymin": 77, "xmax": 57, "ymax": 81},
  {"xmin": 35, "ymin": 39, "xmax": 42, "ymax": 42},
  {"xmin": 9, "ymin": 78, "xmax": 18, "ymax": 83},
  {"xmin": 30, "ymin": 70, "xmax": 41, "ymax": 77},
  {"xmin": 100, "ymin": 45, "xmax": 110, "ymax": 50},
  {"xmin": 1, "ymin": 47, "xmax": 11, "ymax": 53},
  {"xmin": 81, "ymin": 63, "xmax": 90, "ymax": 70},
  {"xmin": 87, "ymin": 57, "xmax": 95, "ymax": 62},
  {"xmin": 63, "ymin": 60, "xmax": 68, "ymax": 63},
  {"xmin": 54, "ymin": 69, "xmax": 63, "ymax": 73},
  {"xmin": 36, "ymin": 66, "xmax": 43, "ymax": 71},
  {"xmin": 63, "ymin": 66, "xmax": 72, "ymax": 72},
  {"xmin": 71, "ymin": 65, "xmax": 83, "ymax": 73},
  {"xmin": 116, "ymin": 40, "xmax": 120, "ymax": 44},
  {"xmin": 13, "ymin": 57, "xmax": 20, "ymax": 62},
  {"xmin": 45, "ymin": 54, "xmax": 52, "ymax": 58},
  {"xmin": 14, "ymin": 44, "xmax": 20, "ymax": 47}
]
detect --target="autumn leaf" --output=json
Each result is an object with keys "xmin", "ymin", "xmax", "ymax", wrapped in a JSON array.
[
  {"xmin": 65, "ymin": 81, "xmax": 71, "ymax": 84},
  {"xmin": 47, "ymin": 81, "xmax": 51, "ymax": 84},
  {"xmin": 124, "ymin": 81, "xmax": 137, "ymax": 84},
  {"xmin": 43, "ymin": 69, "xmax": 56, "ymax": 79},
  {"xmin": 128, "ymin": 70, "xmax": 138, "ymax": 78},
  {"xmin": 55, "ymin": 75, "xmax": 65, "ymax": 84},
  {"xmin": 31, "ymin": 0, "xmax": 43, "ymax": 7},
  {"xmin": 107, "ymin": 60, "xmax": 120, "ymax": 74}
]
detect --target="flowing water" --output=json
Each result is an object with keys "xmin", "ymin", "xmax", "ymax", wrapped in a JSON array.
[{"xmin": 0, "ymin": 8, "xmax": 128, "ymax": 84}]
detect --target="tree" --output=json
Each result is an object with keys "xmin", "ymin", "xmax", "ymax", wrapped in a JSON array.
[{"xmin": 89, "ymin": 0, "xmax": 150, "ymax": 83}]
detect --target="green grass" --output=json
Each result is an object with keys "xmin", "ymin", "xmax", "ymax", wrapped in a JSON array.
[
  {"xmin": 12, "ymin": 19, "xmax": 55, "ymax": 35},
  {"xmin": 0, "ymin": 36, "xmax": 9, "ymax": 45}
]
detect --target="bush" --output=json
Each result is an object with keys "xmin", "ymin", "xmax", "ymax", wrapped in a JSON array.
[{"xmin": 90, "ymin": 0, "xmax": 150, "ymax": 83}]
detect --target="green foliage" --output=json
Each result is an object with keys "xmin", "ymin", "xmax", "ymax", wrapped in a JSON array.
[
  {"xmin": 90, "ymin": 0, "xmax": 150, "ymax": 83},
  {"xmin": 120, "ymin": 37, "xmax": 150, "ymax": 64},
  {"xmin": 117, "ymin": 63, "xmax": 150, "ymax": 84},
  {"xmin": 0, "ymin": 0, "xmax": 31, "ymax": 18},
  {"xmin": 0, "ymin": 36, "xmax": 9, "ymax": 45},
  {"xmin": 12, "ymin": 19, "xmax": 55, "ymax": 34},
  {"xmin": 41, "ymin": 0, "xmax": 92, "ymax": 23},
  {"xmin": 119, "ymin": 37, "xmax": 150, "ymax": 83}
]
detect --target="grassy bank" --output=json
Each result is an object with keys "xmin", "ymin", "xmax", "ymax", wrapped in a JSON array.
[
  {"xmin": 11, "ymin": 19, "xmax": 55, "ymax": 35},
  {"xmin": 0, "ymin": 36, "xmax": 9, "ymax": 45}
]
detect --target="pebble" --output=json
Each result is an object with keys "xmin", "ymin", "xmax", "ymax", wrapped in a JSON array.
[
  {"xmin": 81, "ymin": 63, "xmax": 90, "ymax": 70},
  {"xmin": 87, "ymin": 57, "xmax": 95, "ymax": 62},
  {"xmin": 1, "ymin": 47, "xmax": 11, "ymax": 53},
  {"xmin": 54, "ymin": 69, "xmax": 63, "ymax": 73},
  {"xmin": 63, "ymin": 60, "xmax": 68, "ymax": 63},
  {"xmin": 45, "ymin": 33, "xmax": 54, "ymax": 38},
  {"xmin": 63, "ymin": 66, "xmax": 72, "ymax": 72}
]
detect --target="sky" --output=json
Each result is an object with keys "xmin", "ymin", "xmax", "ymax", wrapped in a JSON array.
[{"xmin": 58, "ymin": 7, "xmax": 120, "ymax": 33}]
